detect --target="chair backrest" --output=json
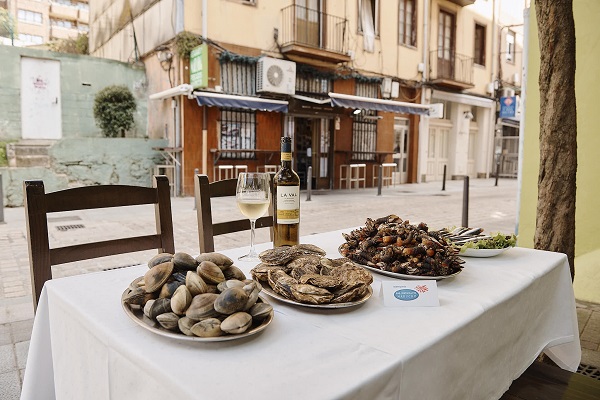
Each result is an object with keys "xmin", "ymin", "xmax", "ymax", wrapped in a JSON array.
[
  {"xmin": 195, "ymin": 174, "xmax": 274, "ymax": 253},
  {"xmin": 24, "ymin": 175, "xmax": 175, "ymax": 310}
]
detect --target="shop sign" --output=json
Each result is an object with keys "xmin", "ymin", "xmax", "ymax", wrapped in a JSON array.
[
  {"xmin": 190, "ymin": 44, "xmax": 208, "ymax": 89},
  {"xmin": 499, "ymin": 96, "xmax": 516, "ymax": 118}
]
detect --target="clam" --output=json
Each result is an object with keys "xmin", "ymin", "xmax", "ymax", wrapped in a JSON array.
[
  {"xmin": 171, "ymin": 285, "xmax": 192, "ymax": 315},
  {"xmin": 217, "ymin": 279, "xmax": 245, "ymax": 292},
  {"xmin": 156, "ymin": 312, "xmax": 180, "ymax": 331},
  {"xmin": 128, "ymin": 276, "xmax": 144, "ymax": 290},
  {"xmin": 148, "ymin": 253, "xmax": 174, "ymax": 269},
  {"xmin": 190, "ymin": 318, "xmax": 223, "ymax": 338},
  {"xmin": 159, "ymin": 280, "xmax": 183, "ymax": 299},
  {"xmin": 221, "ymin": 312, "xmax": 252, "ymax": 334},
  {"xmin": 222, "ymin": 265, "xmax": 246, "ymax": 281},
  {"xmin": 123, "ymin": 287, "xmax": 155, "ymax": 306},
  {"xmin": 149, "ymin": 297, "xmax": 172, "ymax": 320},
  {"xmin": 195, "ymin": 253, "xmax": 233, "ymax": 268},
  {"xmin": 173, "ymin": 252, "xmax": 197, "ymax": 271},
  {"xmin": 144, "ymin": 262, "xmax": 174, "ymax": 293},
  {"xmin": 143, "ymin": 299, "xmax": 155, "ymax": 318},
  {"xmin": 185, "ymin": 293, "xmax": 219, "ymax": 321},
  {"xmin": 197, "ymin": 261, "xmax": 225, "ymax": 284},
  {"xmin": 242, "ymin": 281, "xmax": 260, "ymax": 310},
  {"xmin": 185, "ymin": 271, "xmax": 208, "ymax": 296},
  {"xmin": 214, "ymin": 287, "xmax": 248, "ymax": 314},
  {"xmin": 178, "ymin": 316, "xmax": 195, "ymax": 336},
  {"xmin": 249, "ymin": 302, "xmax": 273, "ymax": 321}
]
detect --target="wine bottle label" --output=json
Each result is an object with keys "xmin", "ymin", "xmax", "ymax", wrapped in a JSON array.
[
  {"xmin": 276, "ymin": 186, "xmax": 300, "ymax": 223},
  {"xmin": 281, "ymin": 152, "xmax": 292, "ymax": 161}
]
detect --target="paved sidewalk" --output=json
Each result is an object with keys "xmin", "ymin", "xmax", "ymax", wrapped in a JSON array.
[{"xmin": 0, "ymin": 178, "xmax": 598, "ymax": 398}]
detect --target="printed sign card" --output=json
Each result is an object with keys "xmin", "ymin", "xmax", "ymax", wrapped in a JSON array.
[{"xmin": 380, "ymin": 280, "xmax": 440, "ymax": 307}]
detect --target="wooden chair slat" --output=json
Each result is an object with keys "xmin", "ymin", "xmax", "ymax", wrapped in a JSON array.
[{"xmin": 45, "ymin": 185, "xmax": 158, "ymax": 212}]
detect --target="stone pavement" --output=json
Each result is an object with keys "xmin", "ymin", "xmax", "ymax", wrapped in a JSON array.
[{"xmin": 0, "ymin": 178, "xmax": 598, "ymax": 399}]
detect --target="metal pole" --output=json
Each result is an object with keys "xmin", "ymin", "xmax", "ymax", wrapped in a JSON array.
[
  {"xmin": 306, "ymin": 166, "xmax": 312, "ymax": 201},
  {"xmin": 377, "ymin": 164, "xmax": 382, "ymax": 196},
  {"xmin": 0, "ymin": 173, "xmax": 4, "ymax": 224},
  {"xmin": 193, "ymin": 168, "xmax": 199, "ymax": 210},
  {"xmin": 462, "ymin": 176, "xmax": 469, "ymax": 228},
  {"xmin": 442, "ymin": 165, "xmax": 447, "ymax": 191}
]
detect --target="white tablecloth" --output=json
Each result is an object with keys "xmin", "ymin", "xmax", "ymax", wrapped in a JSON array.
[{"xmin": 21, "ymin": 229, "xmax": 581, "ymax": 400}]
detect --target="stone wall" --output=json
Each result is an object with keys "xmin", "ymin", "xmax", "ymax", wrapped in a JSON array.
[{"xmin": 1, "ymin": 138, "xmax": 168, "ymax": 207}]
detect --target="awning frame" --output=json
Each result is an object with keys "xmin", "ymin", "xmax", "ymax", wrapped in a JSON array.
[
  {"xmin": 193, "ymin": 91, "xmax": 288, "ymax": 112},
  {"xmin": 328, "ymin": 92, "xmax": 431, "ymax": 116}
]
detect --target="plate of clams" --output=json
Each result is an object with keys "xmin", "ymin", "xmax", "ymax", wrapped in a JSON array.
[
  {"xmin": 338, "ymin": 215, "xmax": 465, "ymax": 281},
  {"xmin": 121, "ymin": 251, "xmax": 274, "ymax": 342},
  {"xmin": 250, "ymin": 244, "xmax": 373, "ymax": 308}
]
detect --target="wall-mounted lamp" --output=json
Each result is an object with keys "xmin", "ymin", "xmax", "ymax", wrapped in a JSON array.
[
  {"xmin": 463, "ymin": 111, "xmax": 474, "ymax": 120},
  {"xmin": 353, "ymin": 109, "xmax": 362, "ymax": 115}
]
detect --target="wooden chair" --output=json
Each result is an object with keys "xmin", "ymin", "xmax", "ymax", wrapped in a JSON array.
[
  {"xmin": 195, "ymin": 174, "xmax": 274, "ymax": 253},
  {"xmin": 24, "ymin": 175, "xmax": 175, "ymax": 311}
]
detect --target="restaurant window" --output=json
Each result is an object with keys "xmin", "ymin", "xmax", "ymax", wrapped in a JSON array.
[
  {"xmin": 18, "ymin": 9, "xmax": 43, "ymax": 24},
  {"xmin": 352, "ymin": 81, "xmax": 379, "ymax": 161},
  {"xmin": 219, "ymin": 109, "xmax": 256, "ymax": 159},
  {"xmin": 506, "ymin": 30, "xmax": 515, "ymax": 63},
  {"xmin": 398, "ymin": 0, "xmax": 416, "ymax": 47},
  {"xmin": 220, "ymin": 61, "xmax": 256, "ymax": 96},
  {"xmin": 474, "ymin": 23, "xmax": 486, "ymax": 66},
  {"xmin": 358, "ymin": 0, "xmax": 379, "ymax": 52}
]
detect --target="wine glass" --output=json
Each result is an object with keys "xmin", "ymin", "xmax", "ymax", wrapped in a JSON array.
[{"xmin": 236, "ymin": 172, "xmax": 271, "ymax": 261}]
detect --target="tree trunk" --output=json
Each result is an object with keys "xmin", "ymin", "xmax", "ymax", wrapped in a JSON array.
[{"xmin": 534, "ymin": 0, "xmax": 577, "ymax": 279}]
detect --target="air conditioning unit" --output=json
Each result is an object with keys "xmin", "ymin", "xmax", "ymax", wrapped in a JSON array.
[{"xmin": 256, "ymin": 57, "xmax": 296, "ymax": 95}]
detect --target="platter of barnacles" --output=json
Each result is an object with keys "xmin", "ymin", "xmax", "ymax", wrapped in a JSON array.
[
  {"xmin": 122, "ymin": 251, "xmax": 273, "ymax": 342},
  {"xmin": 338, "ymin": 215, "xmax": 465, "ymax": 280},
  {"xmin": 250, "ymin": 244, "xmax": 373, "ymax": 308}
]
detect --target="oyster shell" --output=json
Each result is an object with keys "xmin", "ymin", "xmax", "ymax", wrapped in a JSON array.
[
  {"xmin": 267, "ymin": 269, "xmax": 297, "ymax": 299},
  {"xmin": 290, "ymin": 284, "xmax": 334, "ymax": 304},
  {"xmin": 259, "ymin": 247, "xmax": 297, "ymax": 265},
  {"xmin": 299, "ymin": 274, "xmax": 342, "ymax": 290}
]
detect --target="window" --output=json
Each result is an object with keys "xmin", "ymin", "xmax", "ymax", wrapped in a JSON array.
[
  {"xmin": 78, "ymin": 23, "xmax": 89, "ymax": 33},
  {"xmin": 506, "ymin": 30, "xmax": 515, "ymax": 63},
  {"xmin": 398, "ymin": 0, "xmax": 416, "ymax": 46},
  {"xmin": 51, "ymin": 19, "xmax": 75, "ymax": 29},
  {"xmin": 358, "ymin": 0, "xmax": 379, "ymax": 52},
  {"xmin": 17, "ymin": 9, "xmax": 42, "ymax": 25},
  {"xmin": 474, "ymin": 23, "xmax": 486, "ymax": 66},
  {"xmin": 19, "ymin": 34, "xmax": 43, "ymax": 45},
  {"xmin": 295, "ymin": 72, "xmax": 332, "ymax": 97},
  {"xmin": 219, "ymin": 110, "xmax": 256, "ymax": 159},
  {"xmin": 220, "ymin": 61, "xmax": 256, "ymax": 96},
  {"xmin": 352, "ymin": 82, "xmax": 379, "ymax": 161}
]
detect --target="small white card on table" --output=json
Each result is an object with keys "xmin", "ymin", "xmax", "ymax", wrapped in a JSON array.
[{"xmin": 380, "ymin": 280, "xmax": 440, "ymax": 307}]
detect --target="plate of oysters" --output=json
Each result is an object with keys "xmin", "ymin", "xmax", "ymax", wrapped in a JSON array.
[
  {"xmin": 121, "ymin": 251, "xmax": 274, "ymax": 342},
  {"xmin": 250, "ymin": 244, "xmax": 373, "ymax": 309},
  {"xmin": 338, "ymin": 215, "xmax": 465, "ymax": 281}
]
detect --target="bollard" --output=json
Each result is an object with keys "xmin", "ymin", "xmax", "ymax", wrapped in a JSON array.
[
  {"xmin": 377, "ymin": 164, "xmax": 383, "ymax": 196},
  {"xmin": 462, "ymin": 176, "xmax": 469, "ymax": 228},
  {"xmin": 0, "ymin": 173, "xmax": 4, "ymax": 223},
  {"xmin": 494, "ymin": 156, "xmax": 501, "ymax": 187},
  {"xmin": 442, "ymin": 165, "xmax": 447, "ymax": 191},
  {"xmin": 306, "ymin": 166, "xmax": 312, "ymax": 201},
  {"xmin": 193, "ymin": 168, "xmax": 199, "ymax": 210}
]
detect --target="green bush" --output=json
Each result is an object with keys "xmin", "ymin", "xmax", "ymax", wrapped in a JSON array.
[
  {"xmin": 93, "ymin": 85, "xmax": 137, "ymax": 138},
  {"xmin": 174, "ymin": 31, "xmax": 203, "ymax": 59},
  {"xmin": 0, "ymin": 141, "xmax": 9, "ymax": 167}
]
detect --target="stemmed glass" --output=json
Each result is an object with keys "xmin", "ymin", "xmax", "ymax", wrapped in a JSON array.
[{"xmin": 236, "ymin": 172, "xmax": 271, "ymax": 261}]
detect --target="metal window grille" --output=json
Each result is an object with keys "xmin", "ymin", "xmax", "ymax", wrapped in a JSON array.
[
  {"xmin": 219, "ymin": 109, "xmax": 256, "ymax": 159},
  {"xmin": 353, "ymin": 82, "xmax": 379, "ymax": 161},
  {"xmin": 295, "ymin": 72, "xmax": 332, "ymax": 97},
  {"xmin": 220, "ymin": 61, "xmax": 256, "ymax": 96}
]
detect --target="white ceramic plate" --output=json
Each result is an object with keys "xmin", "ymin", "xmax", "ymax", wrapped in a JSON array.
[
  {"xmin": 122, "ymin": 291, "xmax": 274, "ymax": 342},
  {"xmin": 459, "ymin": 247, "xmax": 513, "ymax": 258},
  {"xmin": 260, "ymin": 285, "xmax": 373, "ymax": 309}
]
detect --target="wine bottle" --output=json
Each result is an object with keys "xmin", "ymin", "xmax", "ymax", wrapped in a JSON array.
[{"xmin": 273, "ymin": 136, "xmax": 300, "ymax": 247}]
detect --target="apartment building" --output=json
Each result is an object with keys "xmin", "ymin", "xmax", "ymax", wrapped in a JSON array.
[
  {"xmin": 89, "ymin": 0, "xmax": 523, "ymax": 196},
  {"xmin": 1, "ymin": 0, "xmax": 89, "ymax": 46}
]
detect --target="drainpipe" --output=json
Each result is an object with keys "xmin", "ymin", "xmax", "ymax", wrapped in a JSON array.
[
  {"xmin": 202, "ymin": 0, "xmax": 208, "ymax": 176},
  {"xmin": 417, "ymin": 0, "xmax": 430, "ymax": 183}
]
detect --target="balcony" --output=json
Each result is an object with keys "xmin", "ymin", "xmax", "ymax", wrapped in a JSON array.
[
  {"xmin": 447, "ymin": 0, "xmax": 476, "ymax": 6},
  {"xmin": 50, "ymin": 25, "xmax": 79, "ymax": 40},
  {"xmin": 428, "ymin": 50, "xmax": 474, "ymax": 90},
  {"xmin": 280, "ymin": 5, "xmax": 351, "ymax": 64},
  {"xmin": 50, "ymin": 3, "xmax": 79, "ymax": 21}
]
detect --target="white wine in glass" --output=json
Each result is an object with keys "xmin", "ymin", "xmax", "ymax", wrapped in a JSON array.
[{"xmin": 236, "ymin": 172, "xmax": 270, "ymax": 261}]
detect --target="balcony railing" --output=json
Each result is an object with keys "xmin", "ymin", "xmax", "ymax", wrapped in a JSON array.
[
  {"xmin": 280, "ymin": 5, "xmax": 350, "ymax": 63},
  {"xmin": 429, "ymin": 50, "xmax": 474, "ymax": 89}
]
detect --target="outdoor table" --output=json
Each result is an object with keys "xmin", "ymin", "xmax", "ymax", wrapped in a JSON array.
[{"xmin": 21, "ymin": 229, "xmax": 581, "ymax": 400}]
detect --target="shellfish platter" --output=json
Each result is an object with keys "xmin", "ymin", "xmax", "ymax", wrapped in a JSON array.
[
  {"xmin": 250, "ymin": 244, "xmax": 374, "ymax": 308},
  {"xmin": 121, "ymin": 252, "xmax": 274, "ymax": 341},
  {"xmin": 338, "ymin": 215, "xmax": 464, "ymax": 280}
]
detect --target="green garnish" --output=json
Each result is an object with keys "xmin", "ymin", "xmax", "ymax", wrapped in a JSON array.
[{"xmin": 457, "ymin": 233, "xmax": 517, "ymax": 252}]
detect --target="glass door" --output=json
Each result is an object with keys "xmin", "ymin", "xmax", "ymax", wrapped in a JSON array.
[
  {"xmin": 437, "ymin": 10, "xmax": 455, "ymax": 79},
  {"xmin": 394, "ymin": 118, "xmax": 409, "ymax": 183},
  {"xmin": 295, "ymin": 0, "xmax": 321, "ymax": 47}
]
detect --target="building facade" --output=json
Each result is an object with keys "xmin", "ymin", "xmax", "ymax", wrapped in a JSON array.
[
  {"xmin": 1, "ymin": 0, "xmax": 89, "ymax": 46},
  {"xmin": 88, "ymin": 0, "xmax": 524, "ymax": 196}
]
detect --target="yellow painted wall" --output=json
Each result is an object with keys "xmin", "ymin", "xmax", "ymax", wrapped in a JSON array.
[{"xmin": 519, "ymin": 1, "xmax": 600, "ymax": 301}]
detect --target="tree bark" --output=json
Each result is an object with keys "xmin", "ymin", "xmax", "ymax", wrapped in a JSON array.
[{"xmin": 534, "ymin": 0, "xmax": 577, "ymax": 279}]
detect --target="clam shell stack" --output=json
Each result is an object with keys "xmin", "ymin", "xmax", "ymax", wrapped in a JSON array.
[
  {"xmin": 251, "ymin": 244, "xmax": 373, "ymax": 305},
  {"xmin": 123, "ymin": 252, "xmax": 273, "ymax": 338}
]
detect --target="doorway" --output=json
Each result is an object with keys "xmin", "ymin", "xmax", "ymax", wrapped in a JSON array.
[
  {"xmin": 293, "ymin": 116, "xmax": 332, "ymax": 190},
  {"xmin": 21, "ymin": 57, "xmax": 62, "ymax": 140},
  {"xmin": 393, "ymin": 118, "xmax": 409, "ymax": 184},
  {"xmin": 437, "ymin": 10, "xmax": 455, "ymax": 80}
]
